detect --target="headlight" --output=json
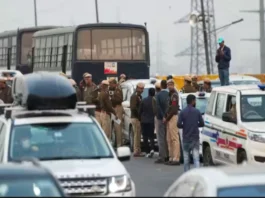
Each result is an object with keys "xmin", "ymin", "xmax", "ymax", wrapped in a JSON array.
[
  {"xmin": 248, "ymin": 131, "xmax": 265, "ymax": 143},
  {"xmin": 108, "ymin": 175, "xmax": 132, "ymax": 193}
]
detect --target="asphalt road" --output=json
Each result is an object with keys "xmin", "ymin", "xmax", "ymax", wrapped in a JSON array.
[{"xmin": 123, "ymin": 155, "xmax": 184, "ymax": 197}]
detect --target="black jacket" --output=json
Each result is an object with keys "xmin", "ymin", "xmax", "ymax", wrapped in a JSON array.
[
  {"xmin": 215, "ymin": 45, "xmax": 231, "ymax": 69},
  {"xmin": 139, "ymin": 96, "xmax": 155, "ymax": 123}
]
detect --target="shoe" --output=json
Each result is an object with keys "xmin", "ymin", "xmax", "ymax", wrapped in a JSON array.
[
  {"xmin": 165, "ymin": 161, "xmax": 180, "ymax": 166},
  {"xmin": 154, "ymin": 158, "xmax": 165, "ymax": 164},
  {"xmin": 148, "ymin": 150, "xmax": 154, "ymax": 158},
  {"xmin": 133, "ymin": 152, "xmax": 145, "ymax": 157},
  {"xmin": 164, "ymin": 161, "xmax": 172, "ymax": 165}
]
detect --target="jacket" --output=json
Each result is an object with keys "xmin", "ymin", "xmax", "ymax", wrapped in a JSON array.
[
  {"xmin": 215, "ymin": 45, "xmax": 231, "ymax": 70},
  {"xmin": 139, "ymin": 96, "xmax": 155, "ymax": 123}
]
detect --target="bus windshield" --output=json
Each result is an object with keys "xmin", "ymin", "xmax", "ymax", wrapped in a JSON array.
[
  {"xmin": 21, "ymin": 32, "xmax": 34, "ymax": 65},
  {"xmin": 77, "ymin": 28, "xmax": 146, "ymax": 61}
]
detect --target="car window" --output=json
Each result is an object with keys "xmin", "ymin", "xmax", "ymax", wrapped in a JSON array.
[
  {"xmin": 121, "ymin": 87, "xmax": 128, "ymax": 101},
  {"xmin": 218, "ymin": 185, "xmax": 265, "ymax": 197},
  {"xmin": 0, "ymin": 178, "xmax": 62, "ymax": 197},
  {"xmin": 9, "ymin": 123, "xmax": 114, "ymax": 161},
  {"xmin": 206, "ymin": 91, "xmax": 216, "ymax": 115},
  {"xmin": 181, "ymin": 97, "xmax": 208, "ymax": 114},
  {"xmin": 141, "ymin": 88, "xmax": 149, "ymax": 99},
  {"xmin": 232, "ymin": 80, "xmax": 260, "ymax": 85},
  {"xmin": 215, "ymin": 93, "xmax": 226, "ymax": 118}
]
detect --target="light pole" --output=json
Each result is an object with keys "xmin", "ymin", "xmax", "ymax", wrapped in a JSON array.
[
  {"xmin": 33, "ymin": 0, "xmax": 38, "ymax": 26},
  {"xmin": 95, "ymin": 0, "xmax": 99, "ymax": 23}
]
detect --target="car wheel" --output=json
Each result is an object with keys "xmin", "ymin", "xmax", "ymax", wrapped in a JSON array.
[
  {"xmin": 203, "ymin": 145, "xmax": 214, "ymax": 166},
  {"xmin": 237, "ymin": 149, "xmax": 247, "ymax": 164},
  {"xmin": 129, "ymin": 127, "xmax": 134, "ymax": 152},
  {"xmin": 111, "ymin": 123, "xmax": 116, "ymax": 148}
]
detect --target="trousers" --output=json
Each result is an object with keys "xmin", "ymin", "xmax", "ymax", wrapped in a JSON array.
[
  {"xmin": 157, "ymin": 119, "xmax": 168, "ymax": 159},
  {"xmin": 95, "ymin": 111, "xmax": 101, "ymax": 124},
  {"xmin": 183, "ymin": 140, "xmax": 200, "ymax": 172},
  {"xmin": 114, "ymin": 105, "xmax": 123, "ymax": 147},
  {"xmin": 141, "ymin": 123, "xmax": 155, "ymax": 153},
  {"xmin": 131, "ymin": 118, "xmax": 141, "ymax": 153},
  {"xmin": 100, "ymin": 112, "xmax": 111, "ymax": 140},
  {"xmin": 166, "ymin": 115, "xmax": 180, "ymax": 161},
  {"xmin": 218, "ymin": 68, "xmax": 229, "ymax": 86}
]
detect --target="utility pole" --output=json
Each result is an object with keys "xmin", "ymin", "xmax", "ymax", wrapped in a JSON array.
[
  {"xmin": 200, "ymin": 0, "xmax": 211, "ymax": 74},
  {"xmin": 95, "ymin": 0, "xmax": 99, "ymax": 23},
  {"xmin": 34, "ymin": 0, "xmax": 38, "ymax": 27},
  {"xmin": 240, "ymin": 0, "xmax": 265, "ymax": 73}
]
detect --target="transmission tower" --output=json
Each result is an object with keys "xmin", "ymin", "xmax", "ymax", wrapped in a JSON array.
[{"xmin": 175, "ymin": 0, "xmax": 218, "ymax": 75}]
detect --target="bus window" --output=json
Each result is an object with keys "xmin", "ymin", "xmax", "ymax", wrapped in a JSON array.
[
  {"xmin": 77, "ymin": 30, "xmax": 91, "ymax": 60},
  {"xmin": 91, "ymin": 29, "xmax": 131, "ymax": 60},
  {"xmin": 132, "ymin": 29, "xmax": 146, "ymax": 60},
  {"xmin": 21, "ymin": 32, "xmax": 34, "ymax": 64}
]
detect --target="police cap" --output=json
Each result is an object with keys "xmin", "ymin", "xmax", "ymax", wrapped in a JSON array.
[
  {"xmin": 109, "ymin": 78, "xmax": 117, "ymax": 84},
  {"xmin": 120, "ymin": 74, "xmax": 126, "ymax": 78},
  {"xmin": 204, "ymin": 78, "xmax": 211, "ymax": 83},
  {"xmin": 102, "ymin": 80, "xmax": 109, "ymax": 85},
  {"xmin": 155, "ymin": 81, "xmax": 161, "ymax": 89},
  {"xmin": 184, "ymin": 76, "xmax": 192, "ymax": 82},
  {"xmin": 83, "ymin": 73, "xmax": 92, "ymax": 78},
  {"xmin": 137, "ymin": 82, "xmax": 145, "ymax": 88}
]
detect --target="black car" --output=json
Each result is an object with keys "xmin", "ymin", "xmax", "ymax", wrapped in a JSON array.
[{"xmin": 0, "ymin": 158, "xmax": 65, "ymax": 197}]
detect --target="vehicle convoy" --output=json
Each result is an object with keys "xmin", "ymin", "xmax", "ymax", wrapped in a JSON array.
[
  {"xmin": 178, "ymin": 92, "xmax": 210, "ymax": 161},
  {"xmin": 202, "ymin": 84, "xmax": 265, "ymax": 166},
  {"xmin": 0, "ymin": 26, "xmax": 59, "ymax": 74},
  {"xmin": 31, "ymin": 23, "xmax": 150, "ymax": 84},
  {"xmin": 0, "ymin": 159, "xmax": 65, "ymax": 197},
  {"xmin": 164, "ymin": 164, "xmax": 265, "ymax": 197},
  {"xmin": 0, "ymin": 73, "xmax": 135, "ymax": 197}
]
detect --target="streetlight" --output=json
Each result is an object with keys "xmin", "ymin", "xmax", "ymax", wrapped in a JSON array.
[
  {"xmin": 33, "ymin": 0, "xmax": 38, "ymax": 26},
  {"xmin": 95, "ymin": 0, "xmax": 99, "ymax": 23}
]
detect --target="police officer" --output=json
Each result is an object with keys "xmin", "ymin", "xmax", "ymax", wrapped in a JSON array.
[
  {"xmin": 99, "ymin": 80, "xmax": 117, "ymax": 140},
  {"xmin": 69, "ymin": 79, "xmax": 82, "ymax": 101},
  {"xmin": 191, "ymin": 75, "xmax": 200, "ymax": 91},
  {"xmin": 92, "ymin": 82, "xmax": 102, "ymax": 123},
  {"xmin": 163, "ymin": 79, "xmax": 180, "ymax": 165},
  {"xmin": 130, "ymin": 82, "xmax": 145, "ymax": 157},
  {"xmin": 79, "ymin": 72, "xmax": 88, "ymax": 96},
  {"xmin": 0, "ymin": 77, "xmax": 13, "ymax": 104},
  {"xmin": 83, "ymin": 73, "xmax": 97, "ymax": 104},
  {"xmin": 202, "ymin": 79, "xmax": 212, "ymax": 93},
  {"xmin": 119, "ymin": 74, "xmax": 126, "ymax": 85},
  {"xmin": 109, "ymin": 78, "xmax": 124, "ymax": 147},
  {"xmin": 180, "ymin": 76, "xmax": 196, "ymax": 93}
]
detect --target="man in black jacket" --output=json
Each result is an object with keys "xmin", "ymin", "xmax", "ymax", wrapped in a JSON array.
[
  {"xmin": 139, "ymin": 88, "xmax": 156, "ymax": 157},
  {"xmin": 215, "ymin": 37, "xmax": 231, "ymax": 86}
]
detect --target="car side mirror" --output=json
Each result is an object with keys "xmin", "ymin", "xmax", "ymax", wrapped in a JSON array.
[
  {"xmin": 122, "ymin": 101, "xmax": 130, "ymax": 108},
  {"xmin": 116, "ymin": 146, "xmax": 131, "ymax": 162},
  {"xmin": 222, "ymin": 112, "xmax": 237, "ymax": 124}
]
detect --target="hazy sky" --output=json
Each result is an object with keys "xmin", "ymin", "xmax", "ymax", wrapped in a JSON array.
[{"xmin": 0, "ymin": 0, "xmax": 261, "ymax": 75}]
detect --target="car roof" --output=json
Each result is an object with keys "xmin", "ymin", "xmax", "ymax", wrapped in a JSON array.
[
  {"xmin": 180, "ymin": 92, "xmax": 211, "ymax": 98},
  {"xmin": 212, "ymin": 84, "xmax": 265, "ymax": 95},
  {"xmin": 122, "ymin": 79, "xmax": 155, "ymax": 88},
  {"xmin": 0, "ymin": 163, "xmax": 49, "ymax": 177},
  {"xmin": 198, "ymin": 75, "xmax": 260, "ymax": 84}
]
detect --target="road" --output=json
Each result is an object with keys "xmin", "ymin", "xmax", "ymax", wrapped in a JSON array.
[{"xmin": 123, "ymin": 156, "xmax": 184, "ymax": 197}]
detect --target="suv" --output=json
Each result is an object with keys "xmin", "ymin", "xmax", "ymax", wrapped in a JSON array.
[
  {"xmin": 118, "ymin": 79, "xmax": 157, "ymax": 151},
  {"xmin": 0, "ymin": 158, "xmax": 65, "ymax": 197},
  {"xmin": 202, "ymin": 84, "xmax": 265, "ymax": 166},
  {"xmin": 0, "ymin": 73, "xmax": 135, "ymax": 197}
]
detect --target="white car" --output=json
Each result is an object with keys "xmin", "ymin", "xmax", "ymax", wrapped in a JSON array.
[
  {"xmin": 118, "ymin": 79, "xmax": 157, "ymax": 151},
  {"xmin": 178, "ymin": 92, "xmax": 210, "ymax": 161},
  {"xmin": 202, "ymin": 84, "xmax": 265, "ymax": 166},
  {"xmin": 164, "ymin": 164, "xmax": 265, "ymax": 197},
  {"xmin": 0, "ymin": 73, "xmax": 136, "ymax": 197}
]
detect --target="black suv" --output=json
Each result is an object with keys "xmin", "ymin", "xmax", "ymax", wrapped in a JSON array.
[{"xmin": 0, "ymin": 158, "xmax": 65, "ymax": 197}]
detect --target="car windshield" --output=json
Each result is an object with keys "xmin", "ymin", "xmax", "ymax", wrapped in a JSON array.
[
  {"xmin": 0, "ymin": 178, "xmax": 62, "ymax": 197},
  {"xmin": 9, "ymin": 123, "xmax": 113, "ymax": 161},
  {"xmin": 181, "ymin": 97, "xmax": 208, "ymax": 114},
  {"xmin": 141, "ymin": 87, "xmax": 150, "ymax": 99},
  {"xmin": 218, "ymin": 185, "xmax": 265, "ymax": 197},
  {"xmin": 241, "ymin": 95, "xmax": 265, "ymax": 122},
  {"xmin": 232, "ymin": 80, "xmax": 260, "ymax": 85}
]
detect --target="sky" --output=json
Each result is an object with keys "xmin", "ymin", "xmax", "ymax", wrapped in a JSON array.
[{"xmin": 0, "ymin": 0, "xmax": 261, "ymax": 75}]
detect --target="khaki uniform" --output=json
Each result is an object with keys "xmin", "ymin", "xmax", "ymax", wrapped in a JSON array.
[
  {"xmin": 192, "ymin": 82, "xmax": 200, "ymax": 91},
  {"xmin": 99, "ymin": 90, "xmax": 116, "ymax": 140},
  {"xmin": 165, "ymin": 91, "xmax": 180, "ymax": 162},
  {"xmin": 118, "ymin": 78, "xmax": 125, "ymax": 85},
  {"xmin": 203, "ymin": 87, "xmax": 212, "ymax": 93},
  {"xmin": 83, "ymin": 83, "xmax": 97, "ymax": 104},
  {"xmin": 180, "ymin": 84, "xmax": 196, "ymax": 93},
  {"xmin": 110, "ymin": 87, "xmax": 124, "ymax": 147},
  {"xmin": 0, "ymin": 86, "xmax": 13, "ymax": 103},
  {"xmin": 130, "ymin": 92, "xmax": 142, "ymax": 154},
  {"xmin": 92, "ymin": 86, "xmax": 102, "ymax": 123}
]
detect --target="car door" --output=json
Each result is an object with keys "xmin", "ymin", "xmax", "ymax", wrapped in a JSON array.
[{"xmin": 121, "ymin": 85, "xmax": 130, "ymax": 140}]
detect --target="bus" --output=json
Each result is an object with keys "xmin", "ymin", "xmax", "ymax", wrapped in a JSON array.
[
  {"xmin": 32, "ymin": 23, "xmax": 150, "ymax": 84},
  {"xmin": 0, "ymin": 26, "xmax": 59, "ymax": 74}
]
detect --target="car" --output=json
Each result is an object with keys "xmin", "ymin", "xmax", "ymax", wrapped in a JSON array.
[
  {"xmin": 178, "ymin": 92, "xmax": 210, "ymax": 162},
  {"xmin": 0, "ymin": 73, "xmax": 136, "ymax": 197},
  {"xmin": 164, "ymin": 163, "xmax": 265, "ymax": 197},
  {"xmin": 0, "ymin": 70, "xmax": 23, "ymax": 87},
  {"xmin": 198, "ymin": 75, "xmax": 261, "ymax": 88},
  {"xmin": 0, "ymin": 158, "xmax": 65, "ymax": 197},
  {"xmin": 119, "ymin": 79, "xmax": 157, "ymax": 151},
  {"xmin": 202, "ymin": 84, "xmax": 265, "ymax": 166}
]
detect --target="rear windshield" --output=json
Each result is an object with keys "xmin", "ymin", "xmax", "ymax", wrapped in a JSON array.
[{"xmin": 218, "ymin": 185, "xmax": 265, "ymax": 197}]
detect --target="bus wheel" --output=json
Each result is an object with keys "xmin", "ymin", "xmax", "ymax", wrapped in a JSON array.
[
  {"xmin": 237, "ymin": 149, "xmax": 247, "ymax": 164},
  {"xmin": 203, "ymin": 144, "xmax": 214, "ymax": 166}
]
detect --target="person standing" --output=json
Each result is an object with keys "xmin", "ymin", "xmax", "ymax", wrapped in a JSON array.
[
  {"xmin": 164, "ymin": 79, "xmax": 180, "ymax": 166},
  {"xmin": 202, "ymin": 79, "xmax": 212, "ymax": 93},
  {"xmin": 177, "ymin": 94, "xmax": 204, "ymax": 172},
  {"xmin": 130, "ymin": 82, "xmax": 145, "ymax": 157},
  {"xmin": 109, "ymin": 78, "xmax": 124, "ymax": 148},
  {"xmin": 119, "ymin": 74, "xmax": 126, "ymax": 85},
  {"xmin": 139, "ymin": 88, "xmax": 155, "ymax": 157},
  {"xmin": 191, "ymin": 75, "xmax": 200, "ymax": 91},
  {"xmin": 153, "ymin": 82, "xmax": 161, "ymax": 152},
  {"xmin": 215, "ymin": 37, "xmax": 231, "ymax": 86},
  {"xmin": 91, "ymin": 82, "xmax": 102, "ymax": 123},
  {"xmin": 83, "ymin": 73, "xmax": 97, "ymax": 116},
  {"xmin": 99, "ymin": 80, "xmax": 117, "ymax": 140},
  {"xmin": 180, "ymin": 76, "xmax": 196, "ymax": 93},
  {"xmin": 0, "ymin": 77, "xmax": 13, "ymax": 104},
  {"xmin": 155, "ymin": 80, "xmax": 169, "ymax": 164}
]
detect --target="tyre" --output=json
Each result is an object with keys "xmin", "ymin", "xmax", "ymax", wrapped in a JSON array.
[
  {"xmin": 129, "ymin": 127, "xmax": 134, "ymax": 152},
  {"xmin": 203, "ymin": 145, "xmax": 214, "ymax": 166},
  {"xmin": 237, "ymin": 149, "xmax": 247, "ymax": 164}
]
